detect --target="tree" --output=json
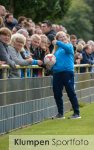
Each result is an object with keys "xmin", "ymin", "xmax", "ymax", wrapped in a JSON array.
[
  {"xmin": 62, "ymin": 0, "xmax": 93, "ymax": 41},
  {"xmin": 12, "ymin": 0, "xmax": 63, "ymax": 22},
  {"xmin": 59, "ymin": 0, "xmax": 71, "ymax": 16},
  {"xmin": 85, "ymin": 0, "xmax": 94, "ymax": 39},
  {"xmin": 0, "ymin": 0, "xmax": 71, "ymax": 23}
]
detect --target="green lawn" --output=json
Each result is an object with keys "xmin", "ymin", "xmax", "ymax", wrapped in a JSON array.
[{"xmin": 0, "ymin": 103, "xmax": 94, "ymax": 150}]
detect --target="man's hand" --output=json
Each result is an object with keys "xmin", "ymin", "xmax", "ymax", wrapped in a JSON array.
[
  {"xmin": 52, "ymin": 40, "xmax": 57, "ymax": 45},
  {"xmin": 37, "ymin": 60, "xmax": 43, "ymax": 66},
  {"xmin": 26, "ymin": 58, "xmax": 33, "ymax": 63},
  {"xmin": 0, "ymin": 61, "xmax": 6, "ymax": 65}
]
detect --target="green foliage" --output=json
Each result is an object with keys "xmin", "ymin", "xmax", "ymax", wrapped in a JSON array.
[
  {"xmin": 62, "ymin": 0, "xmax": 93, "ymax": 41},
  {"xmin": 13, "ymin": 0, "xmax": 62, "ymax": 22},
  {"xmin": 0, "ymin": 0, "xmax": 10, "ymax": 8},
  {"xmin": 85, "ymin": 0, "xmax": 94, "ymax": 39},
  {"xmin": 0, "ymin": 0, "xmax": 71, "ymax": 22},
  {"xmin": 59, "ymin": 0, "xmax": 71, "ymax": 16}
]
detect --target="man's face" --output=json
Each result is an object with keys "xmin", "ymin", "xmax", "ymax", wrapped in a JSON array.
[
  {"xmin": 7, "ymin": 15, "xmax": 14, "ymax": 23},
  {"xmin": 40, "ymin": 38, "xmax": 47, "ymax": 50},
  {"xmin": 86, "ymin": 46, "xmax": 92, "ymax": 54},
  {"xmin": 31, "ymin": 38, "xmax": 41, "ymax": 48},
  {"xmin": 71, "ymin": 38, "xmax": 77, "ymax": 46},
  {"xmin": 41, "ymin": 23, "xmax": 51, "ymax": 34}
]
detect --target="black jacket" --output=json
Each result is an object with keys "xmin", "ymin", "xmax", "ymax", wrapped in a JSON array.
[
  {"xmin": 46, "ymin": 30, "xmax": 56, "ymax": 53},
  {"xmin": 80, "ymin": 50, "xmax": 94, "ymax": 72}
]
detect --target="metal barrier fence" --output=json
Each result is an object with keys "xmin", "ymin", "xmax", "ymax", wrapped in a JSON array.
[
  {"xmin": 0, "ymin": 63, "xmax": 93, "ymax": 79},
  {"xmin": 0, "ymin": 64, "xmax": 94, "ymax": 134},
  {"xmin": 0, "ymin": 65, "xmax": 45, "ymax": 79}
]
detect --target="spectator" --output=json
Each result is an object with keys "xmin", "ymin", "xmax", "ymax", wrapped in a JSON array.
[
  {"xmin": 30, "ymin": 34, "xmax": 42, "ymax": 76},
  {"xmin": 0, "ymin": 27, "xmax": 16, "ymax": 78},
  {"xmin": 35, "ymin": 28, "xmax": 43, "ymax": 35},
  {"xmin": 17, "ymin": 28, "xmax": 29, "ymax": 38},
  {"xmin": 80, "ymin": 44, "xmax": 93, "ymax": 72},
  {"xmin": 41, "ymin": 20, "xmax": 56, "ymax": 53},
  {"xmin": 78, "ymin": 39, "xmax": 86, "ymax": 47},
  {"xmin": 12, "ymin": 25, "xmax": 21, "ymax": 34},
  {"xmin": 4, "ymin": 13, "xmax": 18, "ymax": 30},
  {"xmin": 70, "ymin": 34, "xmax": 77, "ymax": 53},
  {"xmin": 30, "ymin": 34, "xmax": 41, "ymax": 59},
  {"xmin": 17, "ymin": 16, "xmax": 27, "ymax": 28},
  {"xmin": 87, "ymin": 40, "xmax": 94, "ymax": 51},
  {"xmin": 0, "ymin": 17, "xmax": 5, "ymax": 28},
  {"xmin": 75, "ymin": 43, "xmax": 83, "ymax": 64},
  {"xmin": 40, "ymin": 34, "xmax": 49, "ymax": 56},
  {"xmin": 8, "ymin": 33, "xmax": 42, "ymax": 78},
  {"xmin": 0, "ymin": 5, "xmax": 6, "ymax": 18},
  {"xmin": 21, "ymin": 37, "xmax": 32, "ymax": 59}
]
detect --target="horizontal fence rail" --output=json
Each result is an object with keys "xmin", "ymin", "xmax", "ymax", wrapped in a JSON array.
[
  {"xmin": 0, "ymin": 64, "xmax": 93, "ymax": 79},
  {"xmin": 0, "ymin": 64, "xmax": 94, "ymax": 134},
  {"xmin": 0, "ymin": 65, "xmax": 45, "ymax": 79}
]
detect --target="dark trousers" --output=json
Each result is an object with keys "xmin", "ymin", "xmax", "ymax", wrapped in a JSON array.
[{"xmin": 53, "ymin": 71, "xmax": 80, "ymax": 115}]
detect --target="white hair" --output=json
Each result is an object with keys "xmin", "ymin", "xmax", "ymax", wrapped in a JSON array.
[
  {"xmin": 31, "ymin": 34, "xmax": 41, "ymax": 41},
  {"xmin": 11, "ymin": 33, "xmax": 26, "ymax": 46},
  {"xmin": 87, "ymin": 40, "xmax": 94, "ymax": 47},
  {"xmin": 17, "ymin": 28, "xmax": 29, "ymax": 38}
]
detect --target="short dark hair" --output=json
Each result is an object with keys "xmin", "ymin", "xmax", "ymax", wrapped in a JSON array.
[
  {"xmin": 18, "ymin": 16, "xmax": 26, "ymax": 24},
  {"xmin": 70, "ymin": 34, "xmax": 77, "ymax": 40},
  {"xmin": 5, "ymin": 13, "xmax": 13, "ymax": 19},
  {"xmin": 42, "ymin": 20, "xmax": 52, "ymax": 27}
]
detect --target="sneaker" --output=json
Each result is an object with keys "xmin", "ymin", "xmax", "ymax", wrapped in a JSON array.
[
  {"xmin": 52, "ymin": 114, "xmax": 65, "ymax": 119},
  {"xmin": 68, "ymin": 114, "xmax": 81, "ymax": 119}
]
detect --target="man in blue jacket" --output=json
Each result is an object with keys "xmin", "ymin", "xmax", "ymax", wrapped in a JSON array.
[{"xmin": 52, "ymin": 31, "xmax": 81, "ymax": 119}]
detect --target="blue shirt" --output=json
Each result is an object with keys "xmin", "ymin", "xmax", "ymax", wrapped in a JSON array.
[{"xmin": 52, "ymin": 41, "xmax": 74, "ymax": 73}]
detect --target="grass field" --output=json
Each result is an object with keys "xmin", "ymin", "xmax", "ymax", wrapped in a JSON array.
[{"xmin": 0, "ymin": 103, "xmax": 94, "ymax": 150}]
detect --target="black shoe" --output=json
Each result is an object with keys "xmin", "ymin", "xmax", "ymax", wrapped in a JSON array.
[
  {"xmin": 68, "ymin": 114, "xmax": 81, "ymax": 119},
  {"xmin": 52, "ymin": 113, "xmax": 65, "ymax": 119}
]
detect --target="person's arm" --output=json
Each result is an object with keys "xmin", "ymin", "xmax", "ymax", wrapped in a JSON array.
[
  {"xmin": 52, "ymin": 40, "xmax": 74, "ymax": 54},
  {"xmin": 32, "ymin": 59, "xmax": 43, "ymax": 66},
  {"xmin": 0, "ymin": 43, "xmax": 16, "ymax": 68},
  {"xmin": 56, "ymin": 41, "xmax": 74, "ymax": 54},
  {"xmin": 81, "ymin": 52, "xmax": 94, "ymax": 65},
  {"xmin": 9, "ymin": 46, "xmax": 43, "ymax": 66},
  {"xmin": 8, "ymin": 46, "xmax": 31, "ymax": 66}
]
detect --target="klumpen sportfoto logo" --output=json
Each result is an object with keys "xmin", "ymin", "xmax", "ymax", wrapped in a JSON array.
[{"xmin": 9, "ymin": 135, "xmax": 94, "ymax": 150}]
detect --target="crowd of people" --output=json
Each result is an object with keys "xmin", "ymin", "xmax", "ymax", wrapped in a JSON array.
[{"xmin": 0, "ymin": 4, "xmax": 94, "ymax": 79}]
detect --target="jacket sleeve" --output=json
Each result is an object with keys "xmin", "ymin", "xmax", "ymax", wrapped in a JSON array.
[
  {"xmin": 81, "ymin": 51, "xmax": 94, "ymax": 65},
  {"xmin": 0, "ymin": 43, "xmax": 16, "ymax": 68},
  {"xmin": 8, "ymin": 46, "xmax": 31, "ymax": 66},
  {"xmin": 56, "ymin": 41, "xmax": 74, "ymax": 54}
]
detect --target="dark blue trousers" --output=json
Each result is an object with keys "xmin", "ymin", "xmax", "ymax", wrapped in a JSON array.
[{"xmin": 53, "ymin": 71, "xmax": 80, "ymax": 115}]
